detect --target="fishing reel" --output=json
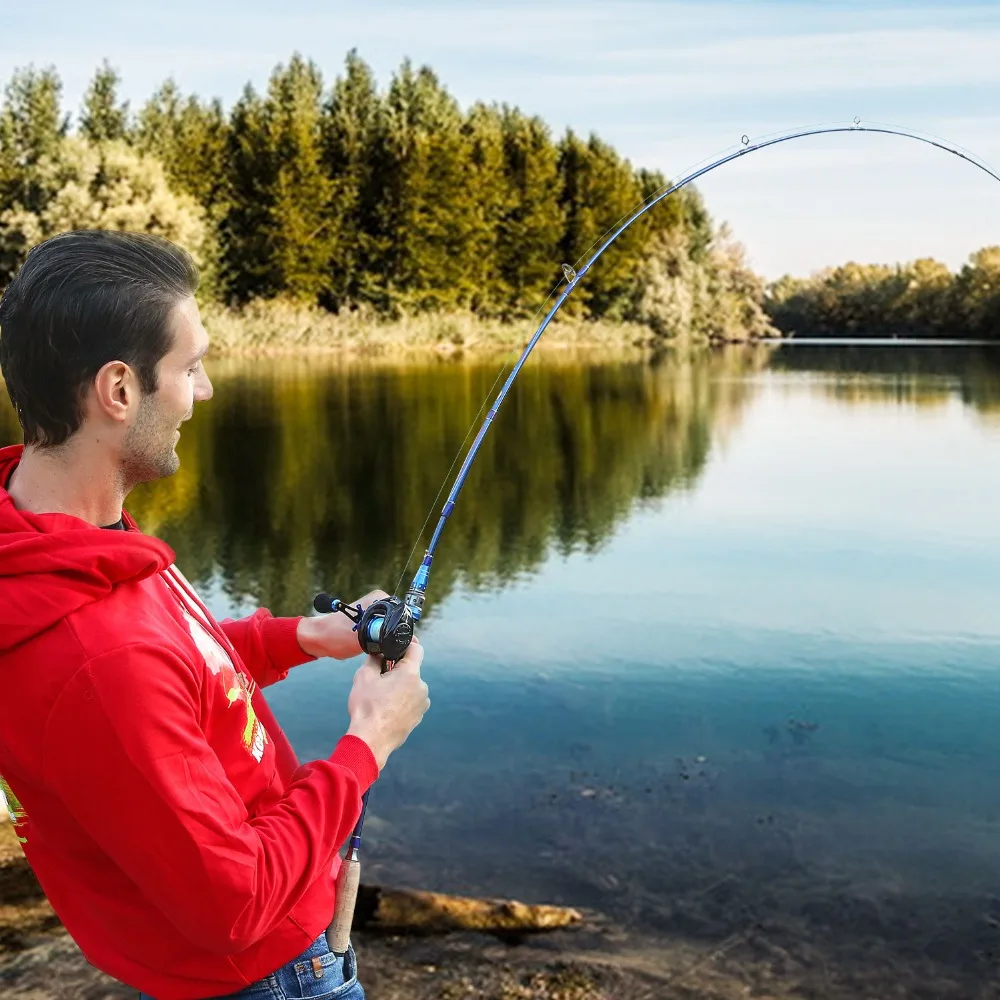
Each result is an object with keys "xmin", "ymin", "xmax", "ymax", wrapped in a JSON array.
[{"xmin": 312, "ymin": 592, "xmax": 414, "ymax": 670}]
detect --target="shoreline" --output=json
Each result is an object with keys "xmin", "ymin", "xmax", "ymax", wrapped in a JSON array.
[
  {"xmin": 197, "ymin": 301, "xmax": 777, "ymax": 360},
  {"xmin": 6, "ymin": 817, "xmax": 1000, "ymax": 999}
]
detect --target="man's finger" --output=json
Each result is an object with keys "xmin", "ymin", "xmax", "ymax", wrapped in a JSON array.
[{"xmin": 396, "ymin": 643, "xmax": 424, "ymax": 672}]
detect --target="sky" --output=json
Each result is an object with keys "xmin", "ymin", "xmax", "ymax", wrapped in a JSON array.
[{"xmin": 4, "ymin": 0, "xmax": 1000, "ymax": 279}]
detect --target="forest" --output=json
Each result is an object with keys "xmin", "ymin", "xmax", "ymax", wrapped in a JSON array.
[
  {"xmin": 0, "ymin": 54, "xmax": 772, "ymax": 348},
  {"xmin": 766, "ymin": 253, "xmax": 1000, "ymax": 340},
  {"xmin": 2, "ymin": 54, "xmax": 997, "ymax": 346}
]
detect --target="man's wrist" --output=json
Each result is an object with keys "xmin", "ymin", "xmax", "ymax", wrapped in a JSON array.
[
  {"xmin": 346, "ymin": 722, "xmax": 388, "ymax": 771},
  {"xmin": 295, "ymin": 615, "xmax": 323, "ymax": 658}
]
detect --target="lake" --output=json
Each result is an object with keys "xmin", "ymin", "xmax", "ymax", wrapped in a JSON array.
[{"xmin": 4, "ymin": 341, "xmax": 1000, "ymax": 996}]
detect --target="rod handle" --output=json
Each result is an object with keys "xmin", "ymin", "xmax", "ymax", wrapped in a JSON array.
[{"xmin": 326, "ymin": 854, "xmax": 361, "ymax": 955}]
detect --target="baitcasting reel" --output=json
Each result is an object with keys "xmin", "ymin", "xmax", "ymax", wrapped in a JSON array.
[{"xmin": 313, "ymin": 592, "xmax": 414, "ymax": 670}]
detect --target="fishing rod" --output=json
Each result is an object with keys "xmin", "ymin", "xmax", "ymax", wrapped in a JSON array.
[{"xmin": 311, "ymin": 118, "xmax": 1000, "ymax": 955}]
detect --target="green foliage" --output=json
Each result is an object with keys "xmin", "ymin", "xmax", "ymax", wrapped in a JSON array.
[
  {"xmin": 0, "ymin": 54, "xmax": 770, "ymax": 343},
  {"xmin": 766, "ymin": 252, "xmax": 1000, "ymax": 340},
  {"xmin": 635, "ymin": 223, "xmax": 775, "ymax": 342},
  {"xmin": 558, "ymin": 131, "xmax": 647, "ymax": 319},
  {"xmin": 218, "ymin": 56, "xmax": 335, "ymax": 304},
  {"xmin": 0, "ymin": 66, "xmax": 69, "ymax": 278},
  {"xmin": 955, "ymin": 247, "xmax": 1000, "ymax": 339},
  {"xmin": 133, "ymin": 80, "xmax": 229, "ymax": 210},
  {"xmin": 320, "ymin": 49, "xmax": 383, "ymax": 309},
  {"xmin": 0, "ymin": 66, "xmax": 67, "ymax": 175},
  {"xmin": 0, "ymin": 138, "xmax": 210, "ymax": 285},
  {"xmin": 79, "ymin": 60, "xmax": 129, "ymax": 142},
  {"xmin": 495, "ymin": 108, "xmax": 565, "ymax": 317}
]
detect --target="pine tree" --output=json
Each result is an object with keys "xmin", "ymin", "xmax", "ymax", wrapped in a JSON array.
[
  {"xmin": 377, "ymin": 61, "xmax": 481, "ymax": 313},
  {"xmin": 218, "ymin": 84, "xmax": 274, "ymax": 302},
  {"xmin": 134, "ymin": 81, "xmax": 228, "ymax": 210},
  {"xmin": 558, "ymin": 131, "xmax": 650, "ymax": 319},
  {"xmin": 463, "ymin": 103, "xmax": 510, "ymax": 317},
  {"xmin": 79, "ymin": 60, "xmax": 129, "ymax": 141},
  {"xmin": 265, "ymin": 55, "xmax": 335, "ymax": 302},
  {"xmin": 495, "ymin": 108, "xmax": 564, "ymax": 317},
  {"xmin": 0, "ymin": 66, "xmax": 68, "ymax": 194},
  {"xmin": 218, "ymin": 56, "xmax": 334, "ymax": 304},
  {"xmin": 0, "ymin": 66, "xmax": 69, "ymax": 281},
  {"xmin": 321, "ymin": 50, "xmax": 384, "ymax": 309}
]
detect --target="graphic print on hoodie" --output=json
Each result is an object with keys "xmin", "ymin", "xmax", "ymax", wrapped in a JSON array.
[{"xmin": 0, "ymin": 444, "xmax": 379, "ymax": 1000}]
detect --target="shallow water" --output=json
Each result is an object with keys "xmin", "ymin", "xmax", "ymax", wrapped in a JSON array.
[{"xmin": 5, "ymin": 342, "xmax": 1000, "ymax": 993}]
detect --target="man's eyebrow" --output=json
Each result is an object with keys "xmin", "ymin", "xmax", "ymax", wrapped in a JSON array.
[{"xmin": 189, "ymin": 345, "xmax": 209, "ymax": 364}]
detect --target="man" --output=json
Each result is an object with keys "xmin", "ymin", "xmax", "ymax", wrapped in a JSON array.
[{"xmin": 0, "ymin": 230, "xmax": 430, "ymax": 1000}]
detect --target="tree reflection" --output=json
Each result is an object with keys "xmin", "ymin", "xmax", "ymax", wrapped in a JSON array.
[
  {"xmin": 8, "ymin": 344, "xmax": 998, "ymax": 617},
  {"xmin": 0, "ymin": 350, "xmax": 769, "ymax": 617},
  {"xmin": 17, "ymin": 344, "xmax": 994, "ymax": 618}
]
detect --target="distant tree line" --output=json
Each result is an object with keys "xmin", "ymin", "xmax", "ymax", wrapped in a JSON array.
[
  {"xmin": 766, "ymin": 253, "xmax": 1000, "ymax": 340},
  {"xmin": 0, "ymin": 55, "xmax": 772, "ymax": 341}
]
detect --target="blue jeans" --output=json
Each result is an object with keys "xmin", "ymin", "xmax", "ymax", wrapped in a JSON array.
[{"xmin": 139, "ymin": 935, "xmax": 365, "ymax": 999}]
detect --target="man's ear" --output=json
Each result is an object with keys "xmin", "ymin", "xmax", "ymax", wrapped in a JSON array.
[{"xmin": 89, "ymin": 361, "xmax": 138, "ymax": 424}]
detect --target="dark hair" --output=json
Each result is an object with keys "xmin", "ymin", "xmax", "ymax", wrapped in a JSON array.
[{"xmin": 0, "ymin": 230, "xmax": 200, "ymax": 447}]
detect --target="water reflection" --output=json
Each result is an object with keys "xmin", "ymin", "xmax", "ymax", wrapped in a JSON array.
[
  {"xmin": 0, "ymin": 347, "xmax": 772, "ymax": 617},
  {"xmin": 769, "ymin": 342, "xmax": 1000, "ymax": 413}
]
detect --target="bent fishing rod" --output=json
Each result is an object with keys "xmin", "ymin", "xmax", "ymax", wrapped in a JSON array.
[{"xmin": 311, "ymin": 118, "xmax": 1000, "ymax": 955}]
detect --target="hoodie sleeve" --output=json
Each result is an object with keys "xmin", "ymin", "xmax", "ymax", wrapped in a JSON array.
[
  {"xmin": 41, "ymin": 644, "xmax": 378, "ymax": 955},
  {"xmin": 219, "ymin": 609, "xmax": 314, "ymax": 687}
]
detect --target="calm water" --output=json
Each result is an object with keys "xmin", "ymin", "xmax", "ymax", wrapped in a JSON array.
[{"xmin": 5, "ymin": 342, "xmax": 1000, "ymax": 994}]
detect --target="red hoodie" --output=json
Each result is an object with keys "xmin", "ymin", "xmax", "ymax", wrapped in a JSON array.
[{"xmin": 0, "ymin": 444, "xmax": 379, "ymax": 999}]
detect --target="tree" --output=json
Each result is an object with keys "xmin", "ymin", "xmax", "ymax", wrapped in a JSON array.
[
  {"xmin": 375, "ymin": 61, "xmax": 482, "ymax": 313},
  {"xmin": 495, "ymin": 108, "xmax": 564, "ymax": 317},
  {"xmin": 462, "ymin": 103, "xmax": 510, "ymax": 317},
  {"xmin": 218, "ymin": 56, "xmax": 334, "ymax": 304},
  {"xmin": 956, "ymin": 246, "xmax": 1000, "ymax": 339},
  {"xmin": 79, "ymin": 60, "xmax": 129, "ymax": 142},
  {"xmin": 265, "ymin": 55, "xmax": 335, "ymax": 302},
  {"xmin": 0, "ymin": 66, "xmax": 69, "ymax": 281},
  {"xmin": 0, "ymin": 138, "xmax": 209, "ymax": 286},
  {"xmin": 557, "ymin": 131, "xmax": 648, "ymax": 319},
  {"xmin": 0, "ymin": 66, "xmax": 67, "ymax": 175},
  {"xmin": 217, "ymin": 84, "xmax": 273, "ymax": 302},
  {"xmin": 134, "ymin": 80, "xmax": 228, "ymax": 210},
  {"xmin": 320, "ymin": 50, "xmax": 384, "ymax": 309},
  {"xmin": 633, "ymin": 223, "xmax": 773, "ymax": 343}
]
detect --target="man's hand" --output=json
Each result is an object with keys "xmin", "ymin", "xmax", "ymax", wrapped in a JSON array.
[
  {"xmin": 346, "ymin": 640, "xmax": 430, "ymax": 770},
  {"xmin": 296, "ymin": 589, "xmax": 390, "ymax": 660}
]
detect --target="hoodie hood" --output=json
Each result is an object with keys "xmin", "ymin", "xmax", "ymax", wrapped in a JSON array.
[{"xmin": 0, "ymin": 445, "xmax": 175, "ymax": 652}]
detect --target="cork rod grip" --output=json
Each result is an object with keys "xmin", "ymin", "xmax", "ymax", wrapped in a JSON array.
[{"xmin": 326, "ymin": 854, "xmax": 361, "ymax": 955}]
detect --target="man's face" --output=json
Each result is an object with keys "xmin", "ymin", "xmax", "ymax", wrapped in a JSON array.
[{"xmin": 121, "ymin": 296, "xmax": 213, "ymax": 485}]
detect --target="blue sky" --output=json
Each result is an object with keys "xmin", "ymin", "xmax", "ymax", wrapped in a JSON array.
[{"xmin": 4, "ymin": 0, "xmax": 1000, "ymax": 279}]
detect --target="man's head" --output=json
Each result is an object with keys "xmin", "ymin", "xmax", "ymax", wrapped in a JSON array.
[{"xmin": 0, "ymin": 230, "xmax": 213, "ymax": 485}]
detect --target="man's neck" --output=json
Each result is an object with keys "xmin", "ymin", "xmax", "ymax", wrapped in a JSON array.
[{"xmin": 6, "ymin": 442, "xmax": 127, "ymax": 527}]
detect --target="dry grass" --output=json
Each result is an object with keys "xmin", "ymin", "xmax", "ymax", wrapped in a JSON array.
[{"xmin": 200, "ymin": 299, "xmax": 658, "ymax": 358}]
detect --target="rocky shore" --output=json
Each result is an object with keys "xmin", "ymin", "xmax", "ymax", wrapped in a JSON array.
[
  {"xmin": 7, "ymin": 817, "xmax": 1000, "ymax": 999},
  {"xmin": 0, "ymin": 822, "xmax": 666, "ymax": 1000}
]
